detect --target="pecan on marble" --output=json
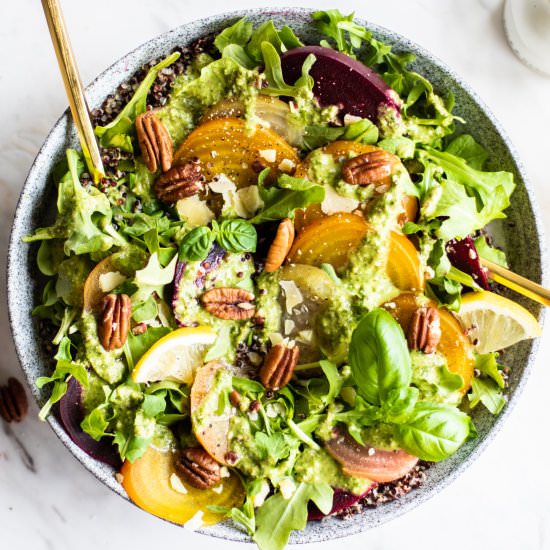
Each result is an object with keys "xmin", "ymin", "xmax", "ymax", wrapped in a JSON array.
[
  {"xmin": 0, "ymin": 378, "xmax": 28, "ymax": 423},
  {"xmin": 259, "ymin": 344, "xmax": 300, "ymax": 391},
  {"xmin": 135, "ymin": 111, "xmax": 173, "ymax": 173},
  {"xmin": 98, "ymin": 293, "xmax": 131, "ymax": 351},
  {"xmin": 407, "ymin": 307, "xmax": 441, "ymax": 354},
  {"xmin": 200, "ymin": 288, "xmax": 255, "ymax": 321},
  {"xmin": 341, "ymin": 149, "xmax": 395, "ymax": 186},
  {"xmin": 154, "ymin": 161, "xmax": 203, "ymax": 203},
  {"xmin": 175, "ymin": 447, "xmax": 221, "ymax": 490}
]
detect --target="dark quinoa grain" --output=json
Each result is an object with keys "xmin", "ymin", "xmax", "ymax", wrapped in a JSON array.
[
  {"xmin": 90, "ymin": 35, "xmax": 218, "ymax": 129},
  {"xmin": 335, "ymin": 462, "xmax": 431, "ymax": 519}
]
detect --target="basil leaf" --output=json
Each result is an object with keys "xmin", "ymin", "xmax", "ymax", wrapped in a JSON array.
[
  {"xmin": 216, "ymin": 219, "xmax": 257, "ymax": 253},
  {"xmin": 178, "ymin": 226, "xmax": 215, "ymax": 261},
  {"xmin": 396, "ymin": 401, "xmax": 476, "ymax": 461},
  {"xmin": 349, "ymin": 308, "xmax": 411, "ymax": 406}
]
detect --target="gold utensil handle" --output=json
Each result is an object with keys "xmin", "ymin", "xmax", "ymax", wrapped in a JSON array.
[
  {"xmin": 481, "ymin": 257, "xmax": 550, "ymax": 307},
  {"xmin": 41, "ymin": 0, "xmax": 105, "ymax": 183}
]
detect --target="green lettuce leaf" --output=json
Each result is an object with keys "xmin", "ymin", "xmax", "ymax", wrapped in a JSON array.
[
  {"xmin": 23, "ymin": 149, "xmax": 123, "ymax": 255},
  {"xmin": 95, "ymin": 52, "xmax": 180, "ymax": 152},
  {"xmin": 249, "ymin": 170, "xmax": 325, "ymax": 224},
  {"xmin": 253, "ymin": 483, "xmax": 333, "ymax": 550}
]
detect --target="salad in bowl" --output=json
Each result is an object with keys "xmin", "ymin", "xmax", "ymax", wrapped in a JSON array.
[{"xmin": 19, "ymin": 9, "xmax": 542, "ymax": 550}]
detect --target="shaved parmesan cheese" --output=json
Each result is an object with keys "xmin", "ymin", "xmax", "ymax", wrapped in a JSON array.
[
  {"xmin": 211, "ymin": 484, "xmax": 223, "ymax": 494},
  {"xmin": 209, "ymin": 174, "xmax": 236, "ymax": 194},
  {"xmin": 252, "ymin": 480, "xmax": 270, "ymax": 508},
  {"xmin": 321, "ymin": 185, "xmax": 359, "ymax": 215},
  {"xmin": 259, "ymin": 149, "xmax": 277, "ymax": 163},
  {"xmin": 296, "ymin": 330, "xmax": 314, "ymax": 344},
  {"xmin": 234, "ymin": 185, "xmax": 264, "ymax": 218},
  {"xmin": 220, "ymin": 466, "xmax": 230, "ymax": 478},
  {"xmin": 169, "ymin": 473, "xmax": 188, "ymax": 495},
  {"xmin": 176, "ymin": 195, "xmax": 214, "ymax": 228},
  {"xmin": 99, "ymin": 271, "xmax": 126, "ymax": 293},
  {"xmin": 343, "ymin": 113, "xmax": 363, "ymax": 126},
  {"xmin": 278, "ymin": 158, "xmax": 296, "ymax": 173},
  {"xmin": 279, "ymin": 280, "xmax": 303, "ymax": 313},
  {"xmin": 268, "ymin": 332, "xmax": 284, "ymax": 346},
  {"xmin": 279, "ymin": 478, "xmax": 296, "ymax": 499},
  {"xmin": 184, "ymin": 511, "xmax": 204, "ymax": 531},
  {"xmin": 284, "ymin": 319, "xmax": 296, "ymax": 335}
]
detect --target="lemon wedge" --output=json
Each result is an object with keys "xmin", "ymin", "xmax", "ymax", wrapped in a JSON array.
[
  {"xmin": 457, "ymin": 291, "xmax": 542, "ymax": 354},
  {"xmin": 131, "ymin": 327, "xmax": 217, "ymax": 384}
]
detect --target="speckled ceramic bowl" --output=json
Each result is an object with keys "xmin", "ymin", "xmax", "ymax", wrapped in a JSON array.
[{"xmin": 7, "ymin": 7, "xmax": 547, "ymax": 544}]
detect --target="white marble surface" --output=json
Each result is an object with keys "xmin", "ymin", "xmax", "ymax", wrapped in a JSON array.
[{"xmin": 1, "ymin": 0, "xmax": 550, "ymax": 548}]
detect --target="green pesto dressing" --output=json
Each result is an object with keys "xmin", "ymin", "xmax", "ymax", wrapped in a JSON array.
[
  {"xmin": 294, "ymin": 448, "xmax": 372, "ymax": 495},
  {"xmin": 79, "ymin": 311, "xmax": 126, "ymax": 385},
  {"xmin": 158, "ymin": 57, "xmax": 260, "ymax": 147},
  {"xmin": 318, "ymin": 185, "xmax": 405, "ymax": 361},
  {"xmin": 56, "ymin": 256, "xmax": 91, "ymax": 308},
  {"xmin": 173, "ymin": 251, "xmax": 256, "ymax": 362},
  {"xmin": 411, "ymin": 350, "xmax": 464, "ymax": 406}
]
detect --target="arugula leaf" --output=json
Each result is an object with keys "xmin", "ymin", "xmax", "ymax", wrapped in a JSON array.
[
  {"xmin": 247, "ymin": 21, "xmax": 302, "ymax": 63},
  {"xmin": 81, "ymin": 406, "xmax": 110, "ymax": 441},
  {"xmin": 302, "ymin": 118, "xmax": 379, "ymax": 150},
  {"xmin": 469, "ymin": 378, "xmax": 506, "ymax": 415},
  {"xmin": 319, "ymin": 360, "xmax": 343, "ymax": 406},
  {"xmin": 36, "ymin": 337, "xmax": 89, "ymax": 420},
  {"xmin": 261, "ymin": 42, "xmax": 316, "ymax": 99},
  {"xmin": 420, "ymin": 148, "xmax": 515, "ymax": 240},
  {"xmin": 476, "ymin": 353, "xmax": 505, "ymax": 388},
  {"xmin": 396, "ymin": 401, "xmax": 477, "ymax": 461},
  {"xmin": 23, "ymin": 149, "xmax": 121, "ymax": 255},
  {"xmin": 254, "ymin": 431, "xmax": 289, "ymax": 461},
  {"xmin": 312, "ymin": 10, "xmax": 369, "ymax": 56},
  {"xmin": 95, "ymin": 53, "xmax": 180, "ymax": 152},
  {"xmin": 214, "ymin": 18, "xmax": 253, "ymax": 53},
  {"xmin": 215, "ymin": 219, "xmax": 257, "ymax": 253},
  {"xmin": 249, "ymin": 170, "xmax": 325, "ymax": 224},
  {"xmin": 253, "ymin": 483, "xmax": 333, "ymax": 550},
  {"xmin": 445, "ymin": 134, "xmax": 488, "ymax": 170},
  {"xmin": 349, "ymin": 308, "xmax": 411, "ymax": 406},
  {"xmin": 178, "ymin": 226, "xmax": 215, "ymax": 261},
  {"xmin": 474, "ymin": 235, "xmax": 508, "ymax": 268}
]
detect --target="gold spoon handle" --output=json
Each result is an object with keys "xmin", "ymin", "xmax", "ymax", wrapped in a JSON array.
[
  {"xmin": 41, "ymin": 0, "xmax": 105, "ymax": 183},
  {"xmin": 481, "ymin": 257, "xmax": 550, "ymax": 307}
]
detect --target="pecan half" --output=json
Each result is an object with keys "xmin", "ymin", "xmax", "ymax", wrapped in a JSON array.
[
  {"xmin": 175, "ymin": 447, "xmax": 221, "ymax": 490},
  {"xmin": 408, "ymin": 307, "xmax": 441, "ymax": 354},
  {"xmin": 0, "ymin": 378, "xmax": 28, "ymax": 423},
  {"xmin": 98, "ymin": 294, "xmax": 131, "ymax": 351},
  {"xmin": 154, "ymin": 162, "xmax": 203, "ymax": 202},
  {"xmin": 136, "ymin": 111, "xmax": 173, "ymax": 173},
  {"xmin": 201, "ymin": 288, "xmax": 255, "ymax": 320},
  {"xmin": 342, "ymin": 149, "xmax": 395, "ymax": 186},
  {"xmin": 259, "ymin": 344, "xmax": 300, "ymax": 391},
  {"xmin": 265, "ymin": 218, "xmax": 295, "ymax": 273}
]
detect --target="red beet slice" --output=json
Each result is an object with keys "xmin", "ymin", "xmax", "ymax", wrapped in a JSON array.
[
  {"xmin": 280, "ymin": 46, "xmax": 400, "ymax": 121},
  {"xmin": 58, "ymin": 377, "xmax": 121, "ymax": 468},
  {"xmin": 308, "ymin": 485, "xmax": 375, "ymax": 521},
  {"xmin": 446, "ymin": 236, "xmax": 490, "ymax": 290}
]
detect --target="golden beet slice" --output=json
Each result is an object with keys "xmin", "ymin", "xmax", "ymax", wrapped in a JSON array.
[
  {"xmin": 383, "ymin": 293, "xmax": 475, "ymax": 392},
  {"xmin": 287, "ymin": 213, "xmax": 424, "ymax": 292},
  {"xmin": 121, "ymin": 446, "xmax": 243, "ymax": 526},
  {"xmin": 83, "ymin": 255, "xmax": 118, "ymax": 313},
  {"xmin": 174, "ymin": 117, "xmax": 299, "ymax": 188}
]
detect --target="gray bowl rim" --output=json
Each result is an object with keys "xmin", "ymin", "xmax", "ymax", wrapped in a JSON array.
[{"xmin": 6, "ymin": 5, "xmax": 548, "ymax": 545}]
